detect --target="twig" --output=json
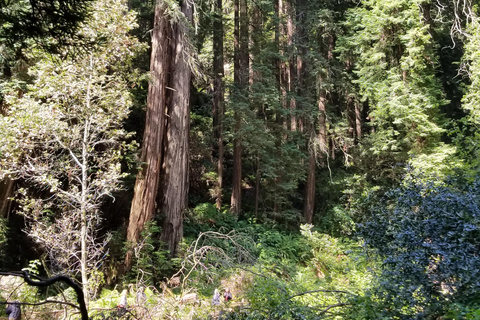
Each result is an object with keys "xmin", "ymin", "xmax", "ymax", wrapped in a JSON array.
[
  {"xmin": 287, "ymin": 289, "xmax": 355, "ymax": 300},
  {"xmin": 317, "ymin": 303, "xmax": 350, "ymax": 315},
  {"xmin": 0, "ymin": 299, "xmax": 80, "ymax": 310}
]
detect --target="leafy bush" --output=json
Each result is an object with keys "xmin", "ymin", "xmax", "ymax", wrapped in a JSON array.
[
  {"xmin": 256, "ymin": 229, "xmax": 310, "ymax": 269},
  {"xmin": 184, "ymin": 203, "xmax": 238, "ymax": 237},
  {"xmin": 124, "ymin": 221, "xmax": 176, "ymax": 287},
  {"xmin": 445, "ymin": 303, "xmax": 480, "ymax": 320},
  {"xmin": 359, "ymin": 173, "xmax": 480, "ymax": 318}
]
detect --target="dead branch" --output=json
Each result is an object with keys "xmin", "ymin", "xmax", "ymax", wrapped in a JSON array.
[{"xmin": 0, "ymin": 271, "xmax": 88, "ymax": 320}]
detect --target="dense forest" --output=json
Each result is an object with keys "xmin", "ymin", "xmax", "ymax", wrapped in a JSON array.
[{"xmin": 1, "ymin": 0, "xmax": 480, "ymax": 318}]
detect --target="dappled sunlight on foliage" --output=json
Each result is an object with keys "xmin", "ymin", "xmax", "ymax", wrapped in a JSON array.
[{"xmin": 359, "ymin": 172, "xmax": 480, "ymax": 318}]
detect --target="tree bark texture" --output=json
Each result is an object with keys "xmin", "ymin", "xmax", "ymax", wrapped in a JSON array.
[
  {"xmin": 125, "ymin": 2, "xmax": 170, "ymax": 269},
  {"xmin": 355, "ymin": 101, "xmax": 362, "ymax": 142},
  {"xmin": 318, "ymin": 93, "xmax": 327, "ymax": 163},
  {"xmin": 160, "ymin": 0, "xmax": 193, "ymax": 257},
  {"xmin": 213, "ymin": 0, "xmax": 225, "ymax": 210}
]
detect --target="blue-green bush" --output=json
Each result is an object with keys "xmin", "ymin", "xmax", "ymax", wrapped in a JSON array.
[{"xmin": 359, "ymin": 173, "xmax": 480, "ymax": 318}]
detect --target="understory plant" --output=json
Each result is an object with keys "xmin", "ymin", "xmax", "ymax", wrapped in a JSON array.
[{"xmin": 359, "ymin": 172, "xmax": 480, "ymax": 318}]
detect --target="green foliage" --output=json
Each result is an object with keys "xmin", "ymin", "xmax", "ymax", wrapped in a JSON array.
[
  {"xmin": 338, "ymin": 0, "xmax": 447, "ymax": 185},
  {"xmin": 0, "ymin": 0, "xmax": 94, "ymax": 53},
  {"xmin": 184, "ymin": 203, "xmax": 238, "ymax": 236},
  {"xmin": 215, "ymin": 223, "xmax": 374, "ymax": 320},
  {"xmin": 457, "ymin": 11, "xmax": 480, "ymax": 173},
  {"xmin": 126, "ymin": 221, "xmax": 176, "ymax": 287},
  {"xmin": 256, "ymin": 229, "xmax": 309, "ymax": 270},
  {"xmin": 0, "ymin": 217, "xmax": 7, "ymax": 259},
  {"xmin": 445, "ymin": 303, "xmax": 480, "ymax": 320},
  {"xmin": 408, "ymin": 143, "xmax": 465, "ymax": 178},
  {"xmin": 0, "ymin": 0, "xmax": 146, "ymax": 301},
  {"xmin": 22, "ymin": 259, "xmax": 41, "ymax": 276},
  {"xmin": 359, "ymin": 172, "xmax": 480, "ymax": 318}
]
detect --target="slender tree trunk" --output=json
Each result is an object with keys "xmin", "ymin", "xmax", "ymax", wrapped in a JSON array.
[
  {"xmin": 296, "ymin": 2, "xmax": 305, "ymax": 134},
  {"xmin": 277, "ymin": 0, "xmax": 286, "ymax": 127},
  {"xmin": 296, "ymin": 0, "xmax": 316, "ymax": 222},
  {"xmin": 355, "ymin": 101, "xmax": 362, "ymax": 141},
  {"xmin": 287, "ymin": 0, "xmax": 296, "ymax": 132},
  {"xmin": 318, "ymin": 93, "xmax": 327, "ymax": 163},
  {"xmin": 160, "ymin": 0, "xmax": 193, "ymax": 257},
  {"xmin": 213, "ymin": 0, "xmax": 225, "ymax": 210},
  {"xmin": 0, "ymin": 178, "xmax": 14, "ymax": 218},
  {"xmin": 80, "ymin": 118, "xmax": 90, "ymax": 306},
  {"xmin": 125, "ymin": 2, "xmax": 170, "ymax": 269},
  {"xmin": 231, "ymin": 0, "xmax": 248, "ymax": 216},
  {"xmin": 255, "ymin": 156, "xmax": 260, "ymax": 219},
  {"xmin": 250, "ymin": 2, "xmax": 261, "ymax": 217},
  {"xmin": 80, "ymin": 62, "xmax": 93, "ymax": 305},
  {"xmin": 239, "ymin": 0, "xmax": 248, "ymax": 89},
  {"xmin": 273, "ymin": 0, "xmax": 285, "ymax": 213},
  {"xmin": 346, "ymin": 57, "xmax": 361, "ymax": 143},
  {"xmin": 304, "ymin": 131, "xmax": 316, "ymax": 224}
]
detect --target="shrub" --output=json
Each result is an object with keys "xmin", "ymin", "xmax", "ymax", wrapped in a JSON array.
[{"xmin": 359, "ymin": 173, "xmax": 480, "ymax": 318}]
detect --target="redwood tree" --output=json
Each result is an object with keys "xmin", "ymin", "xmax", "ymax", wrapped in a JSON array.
[
  {"xmin": 231, "ymin": 0, "xmax": 248, "ymax": 216},
  {"xmin": 125, "ymin": 1, "xmax": 171, "ymax": 269},
  {"xmin": 126, "ymin": 0, "xmax": 193, "ymax": 264},
  {"xmin": 212, "ymin": 0, "xmax": 225, "ymax": 210},
  {"xmin": 160, "ymin": 0, "xmax": 193, "ymax": 257}
]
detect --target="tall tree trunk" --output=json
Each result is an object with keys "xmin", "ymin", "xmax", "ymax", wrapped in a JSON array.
[
  {"xmin": 355, "ymin": 101, "xmax": 362, "ymax": 142},
  {"xmin": 276, "ymin": 0, "xmax": 286, "ymax": 128},
  {"xmin": 273, "ymin": 0, "xmax": 286, "ymax": 213},
  {"xmin": 297, "ymin": 0, "xmax": 316, "ymax": 222},
  {"xmin": 346, "ymin": 58, "xmax": 361, "ymax": 143},
  {"xmin": 125, "ymin": 2, "xmax": 170, "ymax": 269},
  {"xmin": 231, "ymin": 0, "xmax": 248, "ymax": 216},
  {"xmin": 318, "ymin": 92, "xmax": 327, "ymax": 164},
  {"xmin": 255, "ymin": 156, "xmax": 260, "ymax": 218},
  {"xmin": 213, "ymin": 0, "xmax": 225, "ymax": 210},
  {"xmin": 231, "ymin": 116, "xmax": 242, "ymax": 216},
  {"xmin": 80, "ymin": 117, "xmax": 90, "ymax": 306},
  {"xmin": 304, "ymin": 131, "xmax": 316, "ymax": 224},
  {"xmin": 250, "ymin": 2, "xmax": 262, "ymax": 217},
  {"xmin": 287, "ymin": 0, "xmax": 296, "ymax": 132},
  {"xmin": 160, "ymin": 0, "xmax": 193, "ymax": 257}
]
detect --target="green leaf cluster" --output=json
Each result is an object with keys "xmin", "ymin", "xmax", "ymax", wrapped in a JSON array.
[{"xmin": 359, "ymin": 172, "xmax": 480, "ymax": 318}]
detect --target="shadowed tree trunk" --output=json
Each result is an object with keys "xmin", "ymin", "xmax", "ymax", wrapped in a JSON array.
[
  {"xmin": 304, "ymin": 131, "xmax": 316, "ymax": 224},
  {"xmin": 298, "ymin": 0, "xmax": 316, "ymax": 223},
  {"xmin": 160, "ymin": 0, "xmax": 193, "ymax": 257},
  {"xmin": 125, "ymin": 1, "xmax": 171, "ymax": 269},
  {"xmin": 231, "ymin": 0, "xmax": 248, "ymax": 216},
  {"xmin": 213, "ymin": 0, "xmax": 225, "ymax": 210},
  {"xmin": 250, "ymin": 2, "xmax": 262, "ymax": 218}
]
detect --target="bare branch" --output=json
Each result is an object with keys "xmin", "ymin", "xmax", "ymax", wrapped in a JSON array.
[
  {"xmin": 0, "ymin": 271, "xmax": 88, "ymax": 320},
  {"xmin": 288, "ymin": 289, "xmax": 356, "ymax": 300}
]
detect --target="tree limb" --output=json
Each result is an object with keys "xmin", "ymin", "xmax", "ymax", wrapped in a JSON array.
[
  {"xmin": 0, "ymin": 271, "xmax": 88, "ymax": 320},
  {"xmin": 287, "ymin": 289, "xmax": 355, "ymax": 300}
]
